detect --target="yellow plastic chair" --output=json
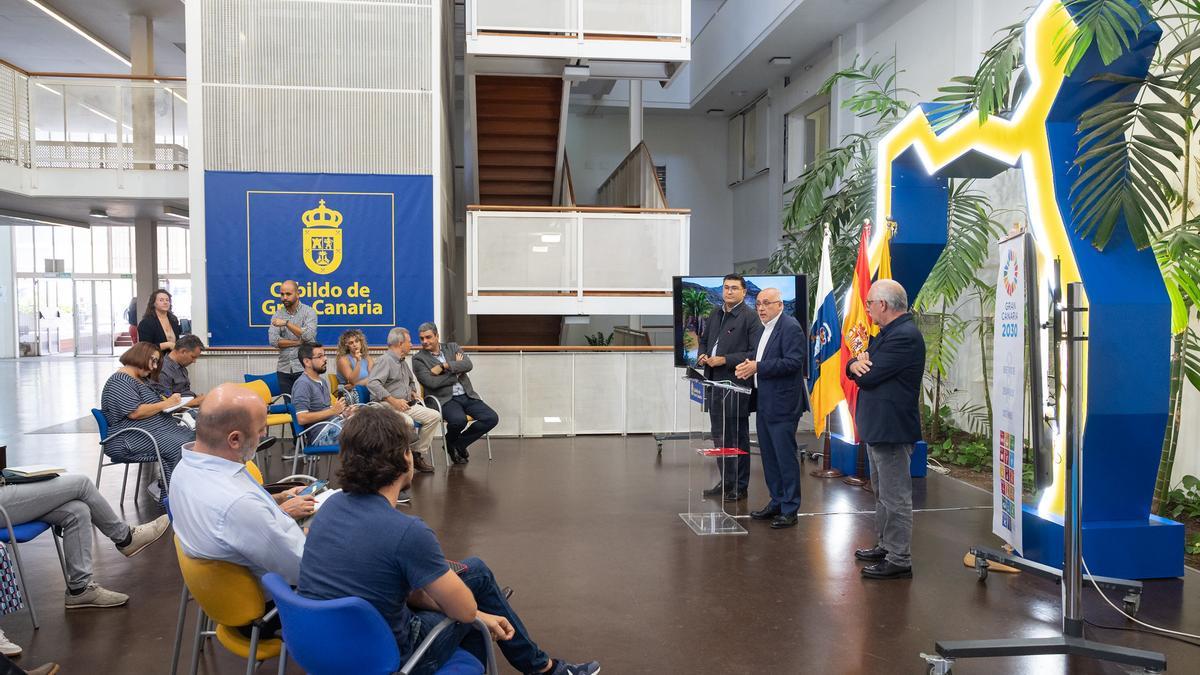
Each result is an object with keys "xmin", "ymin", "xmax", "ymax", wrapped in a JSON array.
[
  {"xmin": 325, "ymin": 372, "xmax": 341, "ymax": 405},
  {"xmin": 175, "ymin": 536, "xmax": 287, "ymax": 675},
  {"xmin": 238, "ymin": 380, "xmax": 293, "ymax": 477},
  {"xmin": 239, "ymin": 380, "xmax": 294, "ymax": 430}
]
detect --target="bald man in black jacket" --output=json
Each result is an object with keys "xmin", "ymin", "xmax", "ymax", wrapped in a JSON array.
[{"xmin": 846, "ymin": 279, "xmax": 925, "ymax": 580}]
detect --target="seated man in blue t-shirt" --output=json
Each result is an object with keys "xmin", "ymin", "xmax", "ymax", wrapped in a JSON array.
[
  {"xmin": 291, "ymin": 341, "xmax": 349, "ymax": 446},
  {"xmin": 298, "ymin": 406, "xmax": 599, "ymax": 675}
]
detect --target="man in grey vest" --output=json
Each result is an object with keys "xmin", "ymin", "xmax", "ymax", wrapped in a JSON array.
[{"xmin": 412, "ymin": 322, "xmax": 499, "ymax": 464}]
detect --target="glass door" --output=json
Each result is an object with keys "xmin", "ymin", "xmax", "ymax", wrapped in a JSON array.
[
  {"xmin": 36, "ymin": 279, "xmax": 74, "ymax": 355},
  {"xmin": 74, "ymin": 279, "xmax": 115, "ymax": 356},
  {"xmin": 16, "ymin": 279, "xmax": 38, "ymax": 357}
]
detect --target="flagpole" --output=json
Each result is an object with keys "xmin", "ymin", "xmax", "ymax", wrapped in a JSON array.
[{"xmin": 810, "ymin": 415, "xmax": 843, "ymax": 479}]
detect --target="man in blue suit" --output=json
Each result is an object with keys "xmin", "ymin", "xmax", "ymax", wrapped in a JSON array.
[{"xmin": 735, "ymin": 287, "xmax": 808, "ymax": 529}]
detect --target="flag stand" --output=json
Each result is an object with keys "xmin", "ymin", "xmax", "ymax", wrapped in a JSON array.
[
  {"xmin": 810, "ymin": 424, "xmax": 843, "ymax": 478},
  {"xmin": 842, "ymin": 442, "xmax": 869, "ymax": 486}
]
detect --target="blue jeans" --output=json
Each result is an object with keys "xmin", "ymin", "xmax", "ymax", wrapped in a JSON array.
[{"xmin": 402, "ymin": 556, "xmax": 550, "ymax": 675}]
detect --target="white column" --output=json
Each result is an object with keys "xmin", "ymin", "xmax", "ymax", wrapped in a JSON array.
[
  {"xmin": 629, "ymin": 80, "xmax": 643, "ymax": 149},
  {"xmin": 0, "ymin": 227, "xmax": 15, "ymax": 358},
  {"xmin": 184, "ymin": 0, "xmax": 207, "ymax": 341},
  {"xmin": 134, "ymin": 217, "xmax": 158, "ymax": 310},
  {"xmin": 130, "ymin": 15, "xmax": 155, "ymax": 170}
]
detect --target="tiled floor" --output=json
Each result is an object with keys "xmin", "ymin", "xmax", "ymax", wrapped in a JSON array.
[{"xmin": 0, "ymin": 357, "xmax": 1197, "ymax": 673}]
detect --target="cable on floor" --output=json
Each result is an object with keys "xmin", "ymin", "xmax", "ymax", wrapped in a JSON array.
[{"xmin": 1080, "ymin": 556, "xmax": 1200, "ymax": 648}]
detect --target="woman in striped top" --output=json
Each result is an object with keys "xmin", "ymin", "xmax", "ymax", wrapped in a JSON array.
[{"xmin": 100, "ymin": 342, "xmax": 193, "ymax": 505}]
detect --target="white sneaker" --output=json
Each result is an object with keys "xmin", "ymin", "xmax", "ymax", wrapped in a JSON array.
[
  {"xmin": 118, "ymin": 514, "xmax": 170, "ymax": 558},
  {"xmin": 396, "ymin": 489, "xmax": 412, "ymax": 506},
  {"xmin": 0, "ymin": 628, "xmax": 21, "ymax": 656},
  {"xmin": 64, "ymin": 583, "xmax": 129, "ymax": 609}
]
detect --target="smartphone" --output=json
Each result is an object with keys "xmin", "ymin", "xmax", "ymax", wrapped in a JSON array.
[{"xmin": 299, "ymin": 480, "xmax": 328, "ymax": 496}]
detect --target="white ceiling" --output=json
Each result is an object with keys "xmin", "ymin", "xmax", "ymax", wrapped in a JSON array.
[
  {"xmin": 690, "ymin": 0, "xmax": 892, "ymax": 113},
  {"xmin": 0, "ymin": 0, "xmax": 185, "ymax": 75}
]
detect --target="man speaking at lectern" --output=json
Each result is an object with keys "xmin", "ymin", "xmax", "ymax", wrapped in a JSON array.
[
  {"xmin": 735, "ymin": 287, "xmax": 807, "ymax": 529},
  {"xmin": 696, "ymin": 274, "xmax": 761, "ymax": 502}
]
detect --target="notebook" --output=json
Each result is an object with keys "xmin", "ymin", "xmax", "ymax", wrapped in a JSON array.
[{"xmin": 4, "ymin": 464, "xmax": 66, "ymax": 478}]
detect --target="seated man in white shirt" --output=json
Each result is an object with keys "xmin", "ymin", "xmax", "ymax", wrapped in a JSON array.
[{"xmin": 168, "ymin": 383, "xmax": 316, "ymax": 586}]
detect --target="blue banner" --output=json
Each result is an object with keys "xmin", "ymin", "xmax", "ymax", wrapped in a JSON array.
[{"xmin": 204, "ymin": 171, "xmax": 433, "ymax": 346}]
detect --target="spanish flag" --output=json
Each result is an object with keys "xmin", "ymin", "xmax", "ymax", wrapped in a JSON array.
[
  {"xmin": 840, "ymin": 221, "xmax": 875, "ymax": 421},
  {"xmin": 809, "ymin": 225, "xmax": 845, "ymax": 437}
]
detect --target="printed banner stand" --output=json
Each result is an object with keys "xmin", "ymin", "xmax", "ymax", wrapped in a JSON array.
[{"xmin": 991, "ymin": 232, "xmax": 1026, "ymax": 551}]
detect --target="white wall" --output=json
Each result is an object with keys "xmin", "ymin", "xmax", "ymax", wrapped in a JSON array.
[{"xmin": 566, "ymin": 107, "xmax": 733, "ymax": 276}]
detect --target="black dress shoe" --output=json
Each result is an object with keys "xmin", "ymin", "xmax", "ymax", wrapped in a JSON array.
[
  {"xmin": 861, "ymin": 560, "xmax": 912, "ymax": 579},
  {"xmin": 750, "ymin": 505, "xmax": 781, "ymax": 520},
  {"xmin": 701, "ymin": 483, "xmax": 725, "ymax": 497},
  {"xmin": 854, "ymin": 546, "xmax": 887, "ymax": 561},
  {"xmin": 770, "ymin": 513, "xmax": 798, "ymax": 529},
  {"xmin": 723, "ymin": 491, "xmax": 745, "ymax": 502}
]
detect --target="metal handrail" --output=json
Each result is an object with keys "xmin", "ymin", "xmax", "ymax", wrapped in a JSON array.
[{"xmin": 1, "ymin": 60, "xmax": 188, "ymax": 171}]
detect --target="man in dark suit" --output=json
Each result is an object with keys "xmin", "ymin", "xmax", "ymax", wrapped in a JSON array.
[
  {"xmin": 735, "ymin": 287, "xmax": 807, "ymax": 529},
  {"xmin": 846, "ymin": 279, "xmax": 926, "ymax": 579},
  {"xmin": 696, "ymin": 274, "xmax": 762, "ymax": 501},
  {"xmin": 412, "ymin": 322, "xmax": 499, "ymax": 464}
]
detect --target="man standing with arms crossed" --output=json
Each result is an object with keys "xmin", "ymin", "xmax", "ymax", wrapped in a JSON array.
[
  {"xmin": 846, "ymin": 279, "xmax": 925, "ymax": 579},
  {"xmin": 696, "ymin": 274, "xmax": 761, "ymax": 502},
  {"xmin": 269, "ymin": 280, "xmax": 318, "ymax": 396},
  {"xmin": 735, "ymin": 288, "xmax": 807, "ymax": 529}
]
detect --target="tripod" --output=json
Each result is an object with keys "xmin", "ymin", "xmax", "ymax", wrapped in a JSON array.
[{"xmin": 921, "ymin": 283, "xmax": 1166, "ymax": 674}]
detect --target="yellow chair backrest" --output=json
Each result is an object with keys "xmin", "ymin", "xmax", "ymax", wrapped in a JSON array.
[
  {"xmin": 245, "ymin": 461, "xmax": 264, "ymax": 485},
  {"xmin": 238, "ymin": 380, "xmax": 273, "ymax": 406},
  {"xmin": 173, "ymin": 536, "xmax": 266, "ymax": 627},
  {"xmin": 326, "ymin": 373, "xmax": 340, "ymax": 404}
]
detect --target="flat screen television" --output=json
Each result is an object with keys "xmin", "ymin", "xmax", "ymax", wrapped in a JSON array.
[{"xmin": 672, "ymin": 274, "xmax": 808, "ymax": 370}]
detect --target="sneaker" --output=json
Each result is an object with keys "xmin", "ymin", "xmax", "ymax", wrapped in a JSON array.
[
  {"xmin": 546, "ymin": 660, "xmax": 600, "ymax": 675},
  {"xmin": 396, "ymin": 489, "xmax": 413, "ymax": 506},
  {"xmin": 0, "ymin": 629, "xmax": 21, "ymax": 656},
  {"xmin": 118, "ymin": 514, "xmax": 170, "ymax": 558},
  {"xmin": 146, "ymin": 481, "xmax": 161, "ymax": 501},
  {"xmin": 65, "ymin": 583, "xmax": 129, "ymax": 609}
]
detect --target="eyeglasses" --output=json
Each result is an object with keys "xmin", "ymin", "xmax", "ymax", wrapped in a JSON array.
[{"xmin": 759, "ymin": 300, "xmax": 782, "ymax": 306}]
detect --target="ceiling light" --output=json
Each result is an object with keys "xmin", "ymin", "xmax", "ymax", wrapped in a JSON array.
[
  {"xmin": 0, "ymin": 209, "xmax": 87, "ymax": 228},
  {"xmin": 162, "ymin": 205, "xmax": 190, "ymax": 221},
  {"xmin": 89, "ymin": 208, "xmax": 109, "ymax": 219},
  {"xmin": 22, "ymin": 0, "xmax": 132, "ymax": 67},
  {"xmin": 531, "ymin": 246, "xmax": 550, "ymax": 253},
  {"xmin": 540, "ymin": 233, "xmax": 561, "ymax": 243},
  {"xmin": 768, "ymin": 57, "xmax": 792, "ymax": 66},
  {"xmin": 706, "ymin": 108, "xmax": 725, "ymax": 116}
]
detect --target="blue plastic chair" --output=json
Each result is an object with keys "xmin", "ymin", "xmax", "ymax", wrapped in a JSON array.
[
  {"xmin": 243, "ymin": 373, "xmax": 290, "ymax": 414},
  {"xmin": 287, "ymin": 404, "xmax": 342, "ymax": 476},
  {"xmin": 355, "ymin": 384, "xmax": 372, "ymax": 403},
  {"xmin": 261, "ymin": 573, "xmax": 492, "ymax": 675},
  {"xmin": 91, "ymin": 408, "xmax": 166, "ymax": 507},
  {"xmin": 0, "ymin": 504, "xmax": 68, "ymax": 630}
]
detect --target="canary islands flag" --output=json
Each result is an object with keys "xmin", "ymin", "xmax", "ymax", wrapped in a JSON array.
[{"xmin": 809, "ymin": 225, "xmax": 844, "ymax": 437}]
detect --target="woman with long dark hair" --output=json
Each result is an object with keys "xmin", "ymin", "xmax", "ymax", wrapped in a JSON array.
[
  {"xmin": 137, "ymin": 289, "xmax": 182, "ymax": 353},
  {"xmin": 100, "ymin": 341, "xmax": 192, "ymax": 505}
]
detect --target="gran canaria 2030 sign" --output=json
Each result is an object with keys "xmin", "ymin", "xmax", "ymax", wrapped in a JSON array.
[{"xmin": 205, "ymin": 172, "xmax": 433, "ymax": 346}]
